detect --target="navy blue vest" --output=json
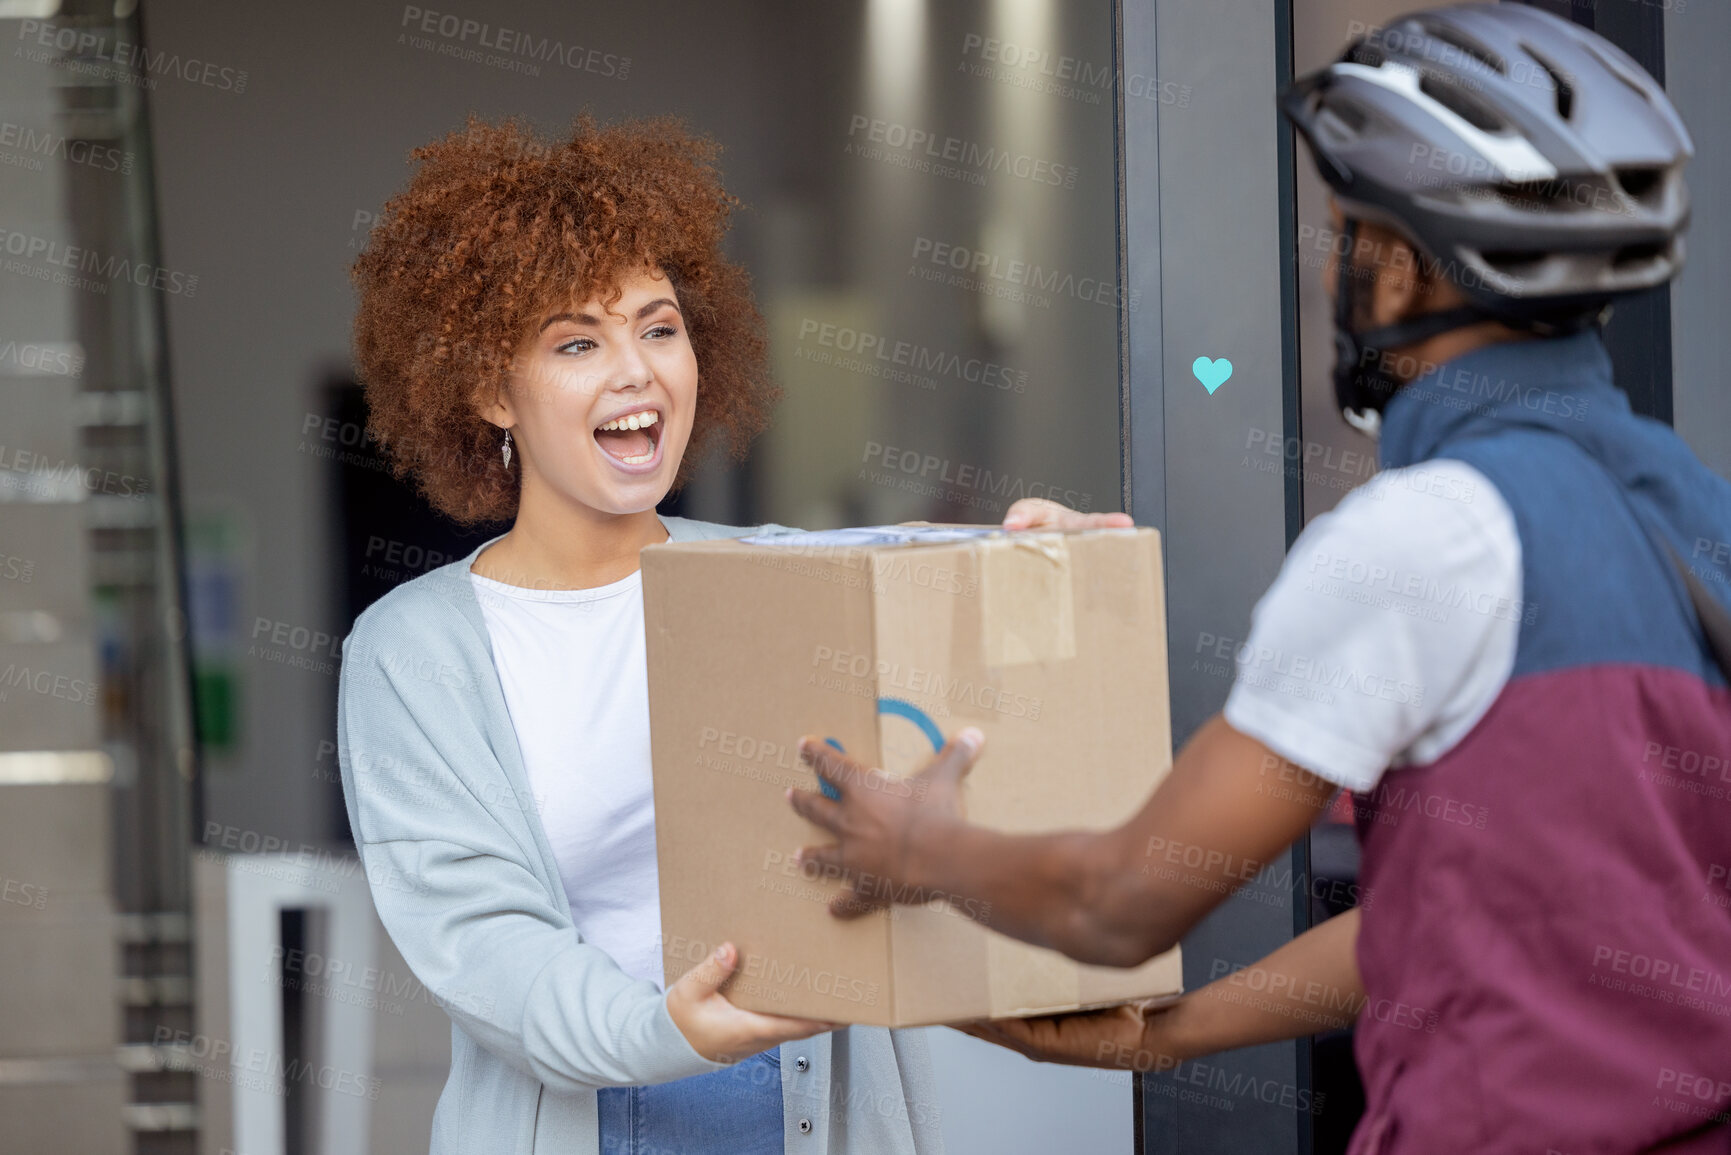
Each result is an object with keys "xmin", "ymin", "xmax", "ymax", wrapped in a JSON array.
[{"xmin": 1349, "ymin": 332, "xmax": 1731, "ymax": 1154}]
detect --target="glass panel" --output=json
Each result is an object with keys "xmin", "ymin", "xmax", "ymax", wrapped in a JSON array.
[
  {"xmin": 694, "ymin": 2, "xmax": 1125, "ymax": 539},
  {"xmin": 0, "ymin": 1, "xmax": 200, "ymax": 1150}
]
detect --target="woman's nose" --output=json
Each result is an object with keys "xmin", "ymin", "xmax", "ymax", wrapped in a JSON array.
[{"xmin": 607, "ymin": 342, "xmax": 654, "ymax": 390}]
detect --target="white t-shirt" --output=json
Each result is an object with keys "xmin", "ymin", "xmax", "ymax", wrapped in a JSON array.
[
  {"xmin": 1222, "ymin": 459, "xmax": 1525, "ymax": 793},
  {"xmin": 471, "ymin": 566, "xmax": 668, "ymax": 989}
]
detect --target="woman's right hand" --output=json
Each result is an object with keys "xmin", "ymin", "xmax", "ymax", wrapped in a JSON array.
[{"xmin": 665, "ymin": 942, "xmax": 841, "ymax": 1064}]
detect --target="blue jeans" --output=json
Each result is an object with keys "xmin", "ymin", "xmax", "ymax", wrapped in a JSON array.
[{"xmin": 597, "ymin": 1048, "xmax": 784, "ymax": 1155}]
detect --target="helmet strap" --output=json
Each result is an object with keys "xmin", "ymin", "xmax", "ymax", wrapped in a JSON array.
[{"xmin": 1332, "ymin": 218, "xmax": 1492, "ymax": 435}]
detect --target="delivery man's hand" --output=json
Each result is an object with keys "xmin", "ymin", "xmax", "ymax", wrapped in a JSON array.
[
  {"xmin": 1002, "ymin": 497, "xmax": 1133, "ymax": 531},
  {"xmin": 785, "ymin": 728, "xmax": 986, "ymax": 918},
  {"xmin": 665, "ymin": 940, "xmax": 842, "ymax": 1063},
  {"xmin": 956, "ymin": 999, "xmax": 1179, "ymax": 1071},
  {"xmin": 961, "ymin": 908, "xmax": 1364, "ymax": 1071}
]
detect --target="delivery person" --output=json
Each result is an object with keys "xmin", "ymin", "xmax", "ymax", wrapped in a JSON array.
[{"xmin": 788, "ymin": 6, "xmax": 1731, "ymax": 1151}]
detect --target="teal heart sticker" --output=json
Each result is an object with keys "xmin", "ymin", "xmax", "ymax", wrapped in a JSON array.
[{"xmin": 1193, "ymin": 356, "xmax": 1233, "ymax": 395}]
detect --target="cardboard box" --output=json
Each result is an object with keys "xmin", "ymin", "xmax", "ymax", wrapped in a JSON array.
[{"xmin": 643, "ymin": 524, "xmax": 1181, "ymax": 1026}]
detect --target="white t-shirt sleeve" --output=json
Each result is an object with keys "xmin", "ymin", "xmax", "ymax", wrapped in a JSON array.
[{"xmin": 1222, "ymin": 459, "xmax": 1523, "ymax": 793}]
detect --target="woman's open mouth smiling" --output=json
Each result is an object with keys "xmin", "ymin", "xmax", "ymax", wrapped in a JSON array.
[{"xmin": 593, "ymin": 407, "xmax": 663, "ymax": 471}]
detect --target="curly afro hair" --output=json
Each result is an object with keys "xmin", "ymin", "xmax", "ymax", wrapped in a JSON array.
[{"xmin": 350, "ymin": 113, "xmax": 777, "ymax": 524}]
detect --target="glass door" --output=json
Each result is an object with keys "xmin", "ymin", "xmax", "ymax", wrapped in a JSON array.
[{"xmin": 1124, "ymin": 0, "xmax": 1721, "ymax": 1150}]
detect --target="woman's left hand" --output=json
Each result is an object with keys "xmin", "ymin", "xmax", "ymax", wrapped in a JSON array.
[{"xmin": 1001, "ymin": 498, "xmax": 1133, "ymax": 532}]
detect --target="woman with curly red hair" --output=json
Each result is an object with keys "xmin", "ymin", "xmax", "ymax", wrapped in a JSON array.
[{"xmin": 337, "ymin": 113, "xmax": 943, "ymax": 1155}]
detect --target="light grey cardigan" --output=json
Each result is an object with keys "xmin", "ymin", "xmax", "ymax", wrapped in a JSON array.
[{"xmin": 335, "ymin": 515, "xmax": 943, "ymax": 1155}]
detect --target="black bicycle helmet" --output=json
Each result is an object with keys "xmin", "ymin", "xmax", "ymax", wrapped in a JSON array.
[{"xmin": 1282, "ymin": 3, "xmax": 1693, "ymax": 321}]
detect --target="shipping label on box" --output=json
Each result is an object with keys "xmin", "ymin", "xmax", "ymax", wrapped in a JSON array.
[{"xmin": 643, "ymin": 525, "xmax": 1181, "ymax": 1026}]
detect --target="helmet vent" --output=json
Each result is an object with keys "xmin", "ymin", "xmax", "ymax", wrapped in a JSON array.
[
  {"xmin": 1613, "ymin": 241, "xmax": 1667, "ymax": 269},
  {"xmin": 1419, "ymin": 74, "xmax": 1505, "ymax": 133},
  {"xmin": 1523, "ymin": 44, "xmax": 1575, "ymax": 120},
  {"xmin": 1412, "ymin": 19, "xmax": 1507, "ymax": 74},
  {"xmin": 1482, "ymin": 250, "xmax": 1546, "ymax": 274},
  {"xmin": 1495, "ymin": 180, "xmax": 1579, "ymax": 213},
  {"xmin": 1615, "ymin": 167, "xmax": 1664, "ymax": 203}
]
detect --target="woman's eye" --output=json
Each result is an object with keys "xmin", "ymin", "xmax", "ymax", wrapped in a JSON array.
[
  {"xmin": 556, "ymin": 337, "xmax": 596, "ymax": 354},
  {"xmin": 646, "ymin": 323, "xmax": 677, "ymax": 340}
]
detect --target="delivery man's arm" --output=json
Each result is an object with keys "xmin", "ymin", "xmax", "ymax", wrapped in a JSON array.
[
  {"xmin": 785, "ymin": 713, "xmax": 1337, "ymax": 968},
  {"xmin": 957, "ymin": 907, "xmax": 1362, "ymax": 1069}
]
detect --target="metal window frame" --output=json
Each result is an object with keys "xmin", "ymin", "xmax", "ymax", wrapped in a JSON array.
[
  {"xmin": 1115, "ymin": 2, "xmax": 1678, "ymax": 1150},
  {"xmin": 1116, "ymin": 0, "xmax": 1312, "ymax": 1149}
]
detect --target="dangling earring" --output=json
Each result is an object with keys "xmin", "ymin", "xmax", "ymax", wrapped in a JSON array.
[{"xmin": 501, "ymin": 429, "xmax": 513, "ymax": 470}]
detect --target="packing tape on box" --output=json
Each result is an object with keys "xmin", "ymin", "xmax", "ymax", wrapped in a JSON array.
[
  {"xmin": 978, "ymin": 535, "xmax": 1076, "ymax": 667},
  {"xmin": 986, "ymin": 932, "xmax": 1083, "ymax": 1018}
]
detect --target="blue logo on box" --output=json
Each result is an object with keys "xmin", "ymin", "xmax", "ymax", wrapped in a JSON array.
[{"xmin": 820, "ymin": 697, "xmax": 944, "ymax": 800}]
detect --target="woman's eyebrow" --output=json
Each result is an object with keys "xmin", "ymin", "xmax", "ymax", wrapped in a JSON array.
[
  {"xmin": 635, "ymin": 296, "xmax": 680, "ymax": 319},
  {"xmin": 537, "ymin": 297, "xmax": 680, "ymax": 333}
]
